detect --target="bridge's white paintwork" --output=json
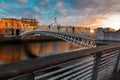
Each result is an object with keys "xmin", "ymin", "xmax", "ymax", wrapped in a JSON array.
[{"xmin": 20, "ymin": 30, "xmax": 96, "ymax": 48}]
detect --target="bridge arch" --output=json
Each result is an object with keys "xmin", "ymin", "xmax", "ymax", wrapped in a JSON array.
[
  {"xmin": 20, "ymin": 30, "xmax": 51, "ymax": 39},
  {"xmin": 20, "ymin": 30, "xmax": 96, "ymax": 48}
]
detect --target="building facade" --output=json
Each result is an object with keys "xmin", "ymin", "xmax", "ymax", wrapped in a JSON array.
[
  {"xmin": 21, "ymin": 18, "xmax": 38, "ymax": 31},
  {"xmin": 96, "ymin": 28, "xmax": 120, "ymax": 41},
  {"xmin": 0, "ymin": 18, "xmax": 38, "ymax": 36}
]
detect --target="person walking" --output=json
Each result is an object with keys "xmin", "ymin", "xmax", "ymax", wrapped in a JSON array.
[
  {"xmin": 57, "ymin": 25, "xmax": 60, "ymax": 32},
  {"xmin": 48, "ymin": 25, "xmax": 51, "ymax": 31},
  {"xmin": 66, "ymin": 26, "xmax": 68, "ymax": 33},
  {"xmin": 72, "ymin": 26, "xmax": 75, "ymax": 34}
]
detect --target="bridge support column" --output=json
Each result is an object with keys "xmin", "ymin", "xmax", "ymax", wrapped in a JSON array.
[
  {"xmin": 28, "ymin": 72, "xmax": 34, "ymax": 80},
  {"xmin": 92, "ymin": 52, "xmax": 102, "ymax": 80},
  {"xmin": 113, "ymin": 48, "xmax": 120, "ymax": 73}
]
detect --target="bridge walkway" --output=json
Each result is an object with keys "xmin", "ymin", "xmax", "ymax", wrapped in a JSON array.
[{"xmin": 20, "ymin": 30, "xmax": 96, "ymax": 48}]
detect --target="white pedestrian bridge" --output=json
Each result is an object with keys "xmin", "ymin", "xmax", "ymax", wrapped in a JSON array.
[{"xmin": 20, "ymin": 29, "xmax": 96, "ymax": 48}]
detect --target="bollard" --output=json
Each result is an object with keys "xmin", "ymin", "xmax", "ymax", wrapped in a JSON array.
[
  {"xmin": 28, "ymin": 72, "xmax": 34, "ymax": 80},
  {"xmin": 92, "ymin": 52, "xmax": 102, "ymax": 80},
  {"xmin": 113, "ymin": 49, "xmax": 120, "ymax": 73}
]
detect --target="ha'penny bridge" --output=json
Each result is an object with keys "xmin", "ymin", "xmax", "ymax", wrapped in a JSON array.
[
  {"xmin": 20, "ymin": 29, "xmax": 96, "ymax": 48},
  {"xmin": 0, "ymin": 28, "xmax": 120, "ymax": 80}
]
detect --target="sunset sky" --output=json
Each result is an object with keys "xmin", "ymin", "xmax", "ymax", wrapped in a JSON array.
[{"xmin": 0, "ymin": 0, "xmax": 120, "ymax": 30}]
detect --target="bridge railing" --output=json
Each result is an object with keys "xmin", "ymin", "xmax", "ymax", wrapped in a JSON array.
[
  {"xmin": 0, "ymin": 43, "xmax": 120, "ymax": 80},
  {"xmin": 50, "ymin": 29, "xmax": 95, "ymax": 39},
  {"xmin": 21, "ymin": 28, "xmax": 95, "ymax": 40}
]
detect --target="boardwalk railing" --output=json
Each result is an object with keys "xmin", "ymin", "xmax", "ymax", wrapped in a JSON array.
[{"xmin": 0, "ymin": 43, "xmax": 120, "ymax": 80}]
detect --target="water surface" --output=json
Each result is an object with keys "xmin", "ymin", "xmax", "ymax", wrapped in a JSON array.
[{"xmin": 0, "ymin": 40, "xmax": 79, "ymax": 64}]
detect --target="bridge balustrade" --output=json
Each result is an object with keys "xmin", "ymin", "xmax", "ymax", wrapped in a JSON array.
[
  {"xmin": 20, "ymin": 30, "xmax": 96, "ymax": 48},
  {"xmin": 0, "ymin": 43, "xmax": 120, "ymax": 80},
  {"xmin": 48, "ymin": 31, "xmax": 96, "ymax": 48}
]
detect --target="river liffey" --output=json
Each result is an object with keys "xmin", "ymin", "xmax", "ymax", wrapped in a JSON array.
[{"xmin": 0, "ymin": 40, "xmax": 79, "ymax": 64}]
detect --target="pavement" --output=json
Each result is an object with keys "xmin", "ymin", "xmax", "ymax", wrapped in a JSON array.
[{"xmin": 109, "ymin": 71, "xmax": 120, "ymax": 80}]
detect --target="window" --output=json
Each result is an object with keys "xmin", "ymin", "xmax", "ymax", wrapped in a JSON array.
[
  {"xmin": 5, "ymin": 23, "xmax": 8, "ymax": 27},
  {"xmin": 17, "ymin": 23, "xmax": 19, "ymax": 27}
]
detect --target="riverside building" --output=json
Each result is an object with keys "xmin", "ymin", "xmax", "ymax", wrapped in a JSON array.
[{"xmin": 0, "ymin": 18, "xmax": 38, "ymax": 36}]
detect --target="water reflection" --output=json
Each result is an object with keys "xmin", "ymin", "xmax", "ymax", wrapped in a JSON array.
[
  {"xmin": 28, "ymin": 41, "xmax": 71, "ymax": 56},
  {"xmin": 0, "ymin": 44, "xmax": 24, "ymax": 64},
  {"xmin": 0, "ymin": 41, "xmax": 79, "ymax": 64}
]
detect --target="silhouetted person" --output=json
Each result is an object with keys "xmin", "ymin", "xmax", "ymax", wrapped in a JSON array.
[
  {"xmin": 48, "ymin": 25, "xmax": 51, "ymax": 30},
  {"xmin": 11, "ymin": 28, "xmax": 14, "ymax": 35},
  {"xmin": 57, "ymin": 25, "xmax": 60, "ymax": 32},
  {"xmin": 72, "ymin": 26, "xmax": 75, "ymax": 34},
  {"xmin": 66, "ymin": 26, "xmax": 68, "ymax": 32}
]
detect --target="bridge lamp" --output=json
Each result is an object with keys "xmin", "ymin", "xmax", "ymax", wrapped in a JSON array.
[{"xmin": 90, "ymin": 29, "xmax": 94, "ymax": 34}]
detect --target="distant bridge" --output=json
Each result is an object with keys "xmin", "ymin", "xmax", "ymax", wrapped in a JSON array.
[{"xmin": 20, "ymin": 30, "xmax": 96, "ymax": 48}]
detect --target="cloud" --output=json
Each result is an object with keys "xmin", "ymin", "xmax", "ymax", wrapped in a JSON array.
[
  {"xmin": 69, "ymin": 0, "xmax": 120, "ymax": 27},
  {"xmin": 0, "ymin": 3, "xmax": 8, "ymax": 9},
  {"xmin": 56, "ymin": 1, "xmax": 64, "ymax": 8},
  {"xmin": 15, "ymin": 0, "xmax": 28, "ymax": 4},
  {"xmin": 39, "ymin": 0, "xmax": 50, "ymax": 8},
  {"xmin": 0, "ymin": 0, "xmax": 120, "ymax": 29},
  {"xmin": 34, "ymin": 7, "xmax": 40, "ymax": 13},
  {"xmin": 0, "ymin": 13, "xmax": 6, "ymax": 18},
  {"xmin": 59, "ymin": 9, "xmax": 67, "ymax": 15}
]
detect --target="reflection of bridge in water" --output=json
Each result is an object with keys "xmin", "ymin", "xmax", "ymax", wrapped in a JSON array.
[{"xmin": 20, "ymin": 29, "xmax": 96, "ymax": 48}]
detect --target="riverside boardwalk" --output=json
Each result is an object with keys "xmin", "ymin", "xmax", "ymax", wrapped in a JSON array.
[{"xmin": 109, "ymin": 71, "xmax": 120, "ymax": 80}]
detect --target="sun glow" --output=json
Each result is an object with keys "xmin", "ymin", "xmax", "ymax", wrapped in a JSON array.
[
  {"xmin": 102, "ymin": 15, "xmax": 120, "ymax": 30},
  {"xmin": 90, "ymin": 29, "xmax": 94, "ymax": 33}
]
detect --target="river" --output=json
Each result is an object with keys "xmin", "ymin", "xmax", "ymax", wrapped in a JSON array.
[{"xmin": 0, "ymin": 40, "xmax": 79, "ymax": 64}]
